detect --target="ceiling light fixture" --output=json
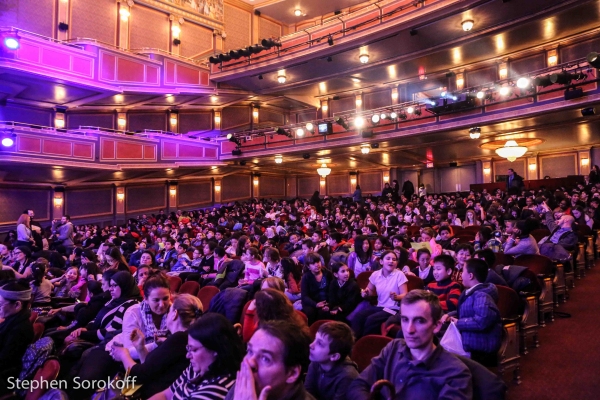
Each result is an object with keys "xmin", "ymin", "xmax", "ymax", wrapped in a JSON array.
[
  {"xmin": 275, "ymin": 155, "xmax": 283, "ymax": 163},
  {"xmin": 359, "ymin": 53, "xmax": 369, "ymax": 64},
  {"xmin": 469, "ymin": 127, "xmax": 481, "ymax": 139},
  {"xmin": 495, "ymin": 140, "xmax": 527, "ymax": 162},
  {"xmin": 277, "ymin": 70, "xmax": 286, "ymax": 84},
  {"xmin": 462, "ymin": 20, "xmax": 474, "ymax": 31},
  {"xmin": 317, "ymin": 163, "xmax": 332, "ymax": 177},
  {"xmin": 294, "ymin": 9, "xmax": 302, "ymax": 17},
  {"xmin": 361, "ymin": 144, "xmax": 370, "ymax": 154}
]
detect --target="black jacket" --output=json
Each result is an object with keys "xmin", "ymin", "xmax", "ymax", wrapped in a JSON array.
[
  {"xmin": 301, "ymin": 269, "xmax": 333, "ymax": 308},
  {"xmin": 0, "ymin": 310, "xmax": 34, "ymax": 395},
  {"xmin": 327, "ymin": 279, "xmax": 362, "ymax": 318},
  {"xmin": 305, "ymin": 358, "xmax": 359, "ymax": 400}
]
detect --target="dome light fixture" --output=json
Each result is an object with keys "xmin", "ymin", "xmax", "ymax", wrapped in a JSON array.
[
  {"xmin": 275, "ymin": 155, "xmax": 283, "ymax": 164},
  {"xmin": 462, "ymin": 20, "xmax": 474, "ymax": 31},
  {"xmin": 360, "ymin": 144, "xmax": 370, "ymax": 154},
  {"xmin": 469, "ymin": 127, "xmax": 481, "ymax": 139},
  {"xmin": 359, "ymin": 53, "xmax": 369, "ymax": 64},
  {"xmin": 495, "ymin": 140, "xmax": 528, "ymax": 162},
  {"xmin": 317, "ymin": 163, "xmax": 332, "ymax": 177},
  {"xmin": 294, "ymin": 9, "xmax": 302, "ymax": 17},
  {"xmin": 277, "ymin": 71, "xmax": 287, "ymax": 84}
]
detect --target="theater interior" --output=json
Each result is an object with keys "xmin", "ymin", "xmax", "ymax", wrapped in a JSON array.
[{"xmin": 2, "ymin": 0, "xmax": 600, "ymax": 398}]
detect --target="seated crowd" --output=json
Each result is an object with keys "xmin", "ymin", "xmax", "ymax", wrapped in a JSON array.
[{"xmin": 0, "ymin": 176, "xmax": 598, "ymax": 399}]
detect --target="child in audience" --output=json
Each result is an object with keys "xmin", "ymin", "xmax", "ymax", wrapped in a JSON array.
[
  {"xmin": 30, "ymin": 261, "xmax": 53, "ymax": 306},
  {"xmin": 453, "ymin": 244, "xmax": 473, "ymax": 283},
  {"xmin": 238, "ymin": 247, "xmax": 267, "ymax": 286},
  {"xmin": 51, "ymin": 266, "xmax": 80, "ymax": 298},
  {"xmin": 426, "ymin": 255, "xmax": 462, "ymax": 313},
  {"xmin": 305, "ymin": 321, "xmax": 359, "ymax": 400},
  {"xmin": 326, "ymin": 262, "xmax": 362, "ymax": 322},
  {"xmin": 301, "ymin": 252, "xmax": 333, "ymax": 324},
  {"xmin": 402, "ymin": 248, "xmax": 435, "ymax": 285}
]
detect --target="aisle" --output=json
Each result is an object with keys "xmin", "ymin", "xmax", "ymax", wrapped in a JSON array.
[{"xmin": 507, "ymin": 261, "xmax": 600, "ymax": 399}]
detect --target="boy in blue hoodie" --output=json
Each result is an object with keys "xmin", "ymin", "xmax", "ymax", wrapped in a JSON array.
[{"xmin": 305, "ymin": 321, "xmax": 359, "ymax": 400}]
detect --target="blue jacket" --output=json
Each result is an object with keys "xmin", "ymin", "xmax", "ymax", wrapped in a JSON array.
[{"xmin": 455, "ymin": 283, "xmax": 502, "ymax": 353}]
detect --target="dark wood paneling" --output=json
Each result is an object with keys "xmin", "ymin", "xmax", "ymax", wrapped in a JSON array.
[
  {"xmin": 297, "ymin": 111, "xmax": 317, "ymax": 123},
  {"xmin": 222, "ymin": 174, "xmax": 251, "ymax": 201},
  {"xmin": 259, "ymin": 109, "xmax": 285, "ymax": 125},
  {"xmin": 1, "ymin": 105, "xmax": 53, "ymax": 126},
  {"xmin": 358, "ymin": 171, "xmax": 382, "ymax": 193},
  {"xmin": 126, "ymin": 185, "xmax": 166, "ymax": 213},
  {"xmin": 0, "ymin": 187, "xmax": 51, "ymax": 226},
  {"xmin": 67, "ymin": 113, "xmax": 115, "ymax": 130},
  {"xmin": 128, "ymin": 113, "xmax": 167, "ymax": 132},
  {"xmin": 222, "ymin": 107, "xmax": 251, "ymax": 130},
  {"xmin": 561, "ymin": 37, "xmax": 600, "ymax": 63},
  {"xmin": 178, "ymin": 181, "xmax": 212, "ymax": 207},
  {"xmin": 179, "ymin": 112, "xmax": 212, "ymax": 133},
  {"xmin": 330, "ymin": 96, "xmax": 355, "ymax": 115},
  {"xmin": 328, "ymin": 174, "xmax": 349, "ymax": 195},
  {"xmin": 66, "ymin": 187, "xmax": 113, "ymax": 218},
  {"xmin": 298, "ymin": 176, "xmax": 320, "ymax": 197},
  {"xmin": 510, "ymin": 53, "xmax": 546, "ymax": 77},
  {"xmin": 363, "ymin": 90, "xmax": 391, "ymax": 111},
  {"xmin": 259, "ymin": 176, "xmax": 285, "ymax": 197},
  {"xmin": 466, "ymin": 66, "xmax": 497, "ymax": 87}
]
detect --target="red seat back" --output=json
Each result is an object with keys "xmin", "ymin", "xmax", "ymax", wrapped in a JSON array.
[
  {"xmin": 356, "ymin": 271, "xmax": 374, "ymax": 289},
  {"xmin": 32, "ymin": 323, "xmax": 44, "ymax": 343},
  {"xmin": 240, "ymin": 300, "xmax": 252, "ymax": 325},
  {"xmin": 463, "ymin": 225, "xmax": 481, "ymax": 234},
  {"xmin": 167, "ymin": 275, "xmax": 183, "ymax": 293},
  {"xmin": 406, "ymin": 275, "xmax": 424, "ymax": 292},
  {"xmin": 495, "ymin": 285, "xmax": 523, "ymax": 319},
  {"xmin": 178, "ymin": 281, "xmax": 200, "ymax": 296},
  {"xmin": 129, "ymin": 266, "xmax": 137, "ymax": 275},
  {"xmin": 351, "ymin": 335, "xmax": 393, "ymax": 372},
  {"xmin": 405, "ymin": 259, "xmax": 419, "ymax": 269},
  {"xmin": 515, "ymin": 254, "xmax": 554, "ymax": 276},
  {"xmin": 309, "ymin": 319, "xmax": 336, "ymax": 340},
  {"xmin": 24, "ymin": 359, "xmax": 60, "ymax": 400},
  {"xmin": 530, "ymin": 229, "xmax": 551, "ymax": 243},
  {"xmin": 197, "ymin": 286, "xmax": 219, "ymax": 310},
  {"xmin": 29, "ymin": 311, "xmax": 38, "ymax": 324},
  {"xmin": 295, "ymin": 310, "xmax": 309, "ymax": 326},
  {"xmin": 493, "ymin": 253, "xmax": 514, "ymax": 268}
]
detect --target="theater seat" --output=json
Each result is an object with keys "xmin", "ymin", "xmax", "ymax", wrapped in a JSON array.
[
  {"xmin": 29, "ymin": 311, "xmax": 38, "ymax": 324},
  {"xmin": 492, "ymin": 253, "xmax": 514, "ymax": 269},
  {"xmin": 309, "ymin": 320, "xmax": 336, "ymax": 340},
  {"xmin": 32, "ymin": 323, "xmax": 45, "ymax": 343},
  {"xmin": 77, "ymin": 282, "xmax": 88, "ymax": 302},
  {"xmin": 495, "ymin": 285, "xmax": 522, "ymax": 385},
  {"xmin": 406, "ymin": 275, "xmax": 424, "ymax": 292},
  {"xmin": 178, "ymin": 281, "xmax": 200, "ymax": 296},
  {"xmin": 351, "ymin": 335, "xmax": 392, "ymax": 372},
  {"xmin": 24, "ymin": 358, "xmax": 60, "ymax": 400},
  {"xmin": 356, "ymin": 271, "xmax": 373, "ymax": 290},
  {"xmin": 515, "ymin": 254, "xmax": 555, "ymax": 326},
  {"xmin": 167, "ymin": 275, "xmax": 182, "ymax": 293},
  {"xmin": 197, "ymin": 286, "xmax": 219, "ymax": 310},
  {"xmin": 463, "ymin": 225, "xmax": 482, "ymax": 235}
]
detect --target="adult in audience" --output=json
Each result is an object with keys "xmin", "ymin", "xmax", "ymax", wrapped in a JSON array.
[
  {"xmin": 503, "ymin": 219, "xmax": 540, "ymax": 256},
  {"xmin": 0, "ymin": 281, "xmax": 34, "ymax": 395},
  {"xmin": 111, "ymin": 293, "xmax": 204, "ymax": 398},
  {"xmin": 104, "ymin": 245, "xmax": 132, "ymax": 272},
  {"xmin": 16, "ymin": 213, "xmax": 34, "ymax": 249},
  {"xmin": 150, "ymin": 313, "xmax": 244, "ymax": 400},
  {"xmin": 52, "ymin": 214, "xmax": 75, "ymax": 254},
  {"xmin": 3, "ymin": 246, "xmax": 33, "ymax": 279},
  {"xmin": 347, "ymin": 290, "xmax": 472, "ymax": 400}
]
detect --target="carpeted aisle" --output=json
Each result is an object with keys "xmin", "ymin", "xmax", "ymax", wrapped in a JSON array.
[{"xmin": 507, "ymin": 261, "xmax": 600, "ymax": 399}]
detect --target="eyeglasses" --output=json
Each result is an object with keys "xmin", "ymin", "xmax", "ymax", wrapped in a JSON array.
[
  {"xmin": 13, "ymin": 251, "xmax": 22, "ymax": 255},
  {"xmin": 186, "ymin": 345, "xmax": 200, "ymax": 353},
  {"xmin": 109, "ymin": 283, "xmax": 119, "ymax": 289}
]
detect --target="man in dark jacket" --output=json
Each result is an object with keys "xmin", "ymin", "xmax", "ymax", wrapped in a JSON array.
[
  {"xmin": 305, "ymin": 322, "xmax": 358, "ymax": 400},
  {"xmin": 506, "ymin": 168, "xmax": 524, "ymax": 193},
  {"xmin": 443, "ymin": 259, "xmax": 502, "ymax": 367}
]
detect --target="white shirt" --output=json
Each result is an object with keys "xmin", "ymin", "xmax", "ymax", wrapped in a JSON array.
[
  {"xmin": 105, "ymin": 304, "xmax": 158, "ymax": 359},
  {"xmin": 418, "ymin": 266, "xmax": 432, "ymax": 281},
  {"xmin": 370, "ymin": 269, "xmax": 408, "ymax": 310}
]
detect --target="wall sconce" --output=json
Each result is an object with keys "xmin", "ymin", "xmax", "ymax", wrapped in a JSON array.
[
  {"xmin": 53, "ymin": 196, "xmax": 63, "ymax": 207},
  {"xmin": 253, "ymin": 178, "xmax": 259, "ymax": 186},
  {"xmin": 355, "ymin": 97, "xmax": 362, "ymax": 108},
  {"xmin": 483, "ymin": 167, "xmax": 491, "ymax": 174},
  {"xmin": 170, "ymin": 187, "xmax": 177, "ymax": 196},
  {"xmin": 214, "ymin": 115, "xmax": 221, "ymax": 124},
  {"xmin": 383, "ymin": 174, "xmax": 389, "ymax": 183},
  {"xmin": 170, "ymin": 116, "xmax": 178, "ymax": 126},
  {"xmin": 391, "ymin": 89, "xmax": 398, "ymax": 101},
  {"xmin": 252, "ymin": 109, "xmax": 259, "ymax": 119},
  {"xmin": 54, "ymin": 117, "xmax": 65, "ymax": 129},
  {"xmin": 581, "ymin": 158, "xmax": 590, "ymax": 166},
  {"xmin": 455, "ymin": 73, "xmax": 465, "ymax": 90},
  {"xmin": 117, "ymin": 117, "xmax": 127, "ymax": 129},
  {"xmin": 529, "ymin": 163, "xmax": 537, "ymax": 171},
  {"xmin": 171, "ymin": 25, "xmax": 181, "ymax": 38},
  {"xmin": 117, "ymin": 192, "xmax": 125, "ymax": 201},
  {"xmin": 498, "ymin": 62, "xmax": 508, "ymax": 80},
  {"xmin": 350, "ymin": 177, "xmax": 357, "ymax": 185},
  {"xmin": 320, "ymin": 178, "xmax": 326, "ymax": 186},
  {"xmin": 214, "ymin": 184, "xmax": 221, "ymax": 192},
  {"xmin": 547, "ymin": 49, "xmax": 558, "ymax": 67},
  {"xmin": 119, "ymin": 7, "xmax": 130, "ymax": 21},
  {"xmin": 322, "ymin": 102, "xmax": 328, "ymax": 112}
]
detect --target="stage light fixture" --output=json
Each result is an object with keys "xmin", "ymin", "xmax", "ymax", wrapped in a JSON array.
[
  {"xmin": 533, "ymin": 75, "xmax": 552, "ymax": 87},
  {"xmin": 218, "ymin": 53, "xmax": 231, "ymax": 62},
  {"xmin": 476, "ymin": 91, "xmax": 485, "ymax": 99},
  {"xmin": 587, "ymin": 52, "xmax": 600, "ymax": 68},
  {"xmin": 275, "ymin": 127, "xmax": 289, "ymax": 136},
  {"xmin": 1, "ymin": 135, "xmax": 15, "ymax": 147},
  {"xmin": 305, "ymin": 122, "xmax": 314, "ymax": 132},
  {"xmin": 371, "ymin": 114, "xmax": 380, "ymax": 125},
  {"xmin": 208, "ymin": 55, "xmax": 220, "ymax": 64},
  {"xmin": 414, "ymin": 108, "xmax": 422, "ymax": 116},
  {"xmin": 499, "ymin": 86, "xmax": 511, "ymax": 96},
  {"xmin": 261, "ymin": 38, "xmax": 282, "ymax": 49},
  {"xmin": 328, "ymin": 35, "xmax": 334, "ymax": 46},
  {"xmin": 248, "ymin": 44, "xmax": 266, "ymax": 54},
  {"xmin": 354, "ymin": 116, "xmax": 366, "ymax": 129},
  {"xmin": 296, "ymin": 128, "xmax": 305, "ymax": 137},
  {"xmin": 227, "ymin": 133, "xmax": 234, "ymax": 140},
  {"xmin": 335, "ymin": 117, "xmax": 349, "ymax": 130},
  {"xmin": 406, "ymin": 106, "xmax": 414, "ymax": 114},
  {"xmin": 516, "ymin": 77, "xmax": 531, "ymax": 89},
  {"xmin": 390, "ymin": 111, "xmax": 398, "ymax": 119},
  {"xmin": 399, "ymin": 111, "xmax": 407, "ymax": 120},
  {"xmin": 550, "ymin": 71, "xmax": 586, "ymax": 85},
  {"xmin": 380, "ymin": 113, "xmax": 387, "ymax": 120},
  {"xmin": 3, "ymin": 35, "xmax": 20, "ymax": 50}
]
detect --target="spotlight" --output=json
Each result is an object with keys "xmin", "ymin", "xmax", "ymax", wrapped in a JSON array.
[
  {"xmin": 406, "ymin": 106, "xmax": 414, "ymax": 114},
  {"xmin": 3, "ymin": 35, "xmax": 20, "ymax": 50},
  {"xmin": 533, "ymin": 75, "xmax": 552, "ymax": 87},
  {"xmin": 461, "ymin": 20, "xmax": 474, "ymax": 31},
  {"xmin": 515, "ymin": 77, "xmax": 530, "ymax": 89},
  {"xmin": 227, "ymin": 133, "xmax": 234, "ymax": 140},
  {"xmin": 371, "ymin": 114, "xmax": 380, "ymax": 125},
  {"xmin": 390, "ymin": 111, "xmax": 398, "ymax": 119},
  {"xmin": 327, "ymin": 35, "xmax": 334, "ymax": 46},
  {"xmin": 229, "ymin": 49, "xmax": 244, "ymax": 59},
  {"xmin": 399, "ymin": 111, "xmax": 407, "ymax": 120},
  {"xmin": 354, "ymin": 116, "xmax": 366, "ymax": 129},
  {"xmin": 550, "ymin": 71, "xmax": 586, "ymax": 85},
  {"xmin": 275, "ymin": 127, "xmax": 290, "ymax": 137},
  {"xmin": 296, "ymin": 128, "xmax": 305, "ymax": 137},
  {"xmin": 326, "ymin": 56, "xmax": 333, "ymax": 62},
  {"xmin": 335, "ymin": 117, "xmax": 349, "ymax": 130},
  {"xmin": 208, "ymin": 55, "xmax": 221, "ymax": 64},
  {"xmin": 582, "ymin": 107, "xmax": 596, "ymax": 116},
  {"xmin": 476, "ymin": 91, "xmax": 485, "ymax": 99},
  {"xmin": 499, "ymin": 86, "xmax": 511, "ymax": 96},
  {"xmin": 469, "ymin": 127, "xmax": 481, "ymax": 139},
  {"xmin": 1, "ymin": 135, "xmax": 15, "ymax": 147},
  {"xmin": 248, "ymin": 44, "xmax": 266, "ymax": 54},
  {"xmin": 587, "ymin": 52, "xmax": 600, "ymax": 68},
  {"xmin": 414, "ymin": 108, "xmax": 421, "ymax": 116},
  {"xmin": 218, "ymin": 53, "xmax": 232, "ymax": 62},
  {"xmin": 303, "ymin": 153, "xmax": 311, "ymax": 159},
  {"xmin": 361, "ymin": 144, "xmax": 370, "ymax": 154},
  {"xmin": 359, "ymin": 54, "xmax": 369, "ymax": 64},
  {"xmin": 261, "ymin": 38, "xmax": 282, "ymax": 49},
  {"xmin": 305, "ymin": 122, "xmax": 314, "ymax": 132}
]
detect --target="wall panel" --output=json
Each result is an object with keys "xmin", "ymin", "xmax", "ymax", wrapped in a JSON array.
[
  {"xmin": 540, "ymin": 154, "xmax": 577, "ymax": 178},
  {"xmin": 363, "ymin": 90, "xmax": 391, "ymax": 111},
  {"xmin": 179, "ymin": 23, "xmax": 213, "ymax": 58},
  {"xmin": 224, "ymin": 4, "xmax": 251, "ymax": 52},
  {"xmin": 130, "ymin": 5, "xmax": 170, "ymax": 51},
  {"xmin": 66, "ymin": 187, "xmax": 113, "ymax": 218},
  {"xmin": 179, "ymin": 112, "xmax": 212, "ymax": 133},
  {"xmin": 0, "ymin": 104, "xmax": 53, "ymax": 126},
  {"xmin": 222, "ymin": 106, "xmax": 250, "ymax": 129},
  {"xmin": 510, "ymin": 53, "xmax": 546, "ymax": 77},
  {"xmin": 466, "ymin": 66, "xmax": 497, "ymax": 87},
  {"xmin": 126, "ymin": 185, "xmax": 166, "ymax": 213},
  {"xmin": 358, "ymin": 171, "xmax": 382, "ymax": 193},
  {"xmin": 297, "ymin": 111, "xmax": 317, "ymax": 123},
  {"xmin": 259, "ymin": 18, "xmax": 282, "ymax": 41},
  {"xmin": 178, "ymin": 181, "xmax": 212, "ymax": 207},
  {"xmin": 330, "ymin": 96, "xmax": 355, "ymax": 116},
  {"xmin": 420, "ymin": 169, "xmax": 435, "ymax": 194},
  {"xmin": 286, "ymin": 177, "xmax": 297, "ymax": 198},
  {"xmin": 222, "ymin": 174, "xmax": 250, "ymax": 201},
  {"xmin": 561, "ymin": 37, "xmax": 600, "ymax": 63},
  {"xmin": 259, "ymin": 176, "xmax": 285, "ymax": 197},
  {"xmin": 67, "ymin": 113, "xmax": 115, "ymax": 130},
  {"xmin": 327, "ymin": 175, "xmax": 349, "ymax": 195},
  {"xmin": 0, "ymin": 187, "xmax": 51, "ymax": 226},
  {"xmin": 71, "ymin": 0, "xmax": 116, "ymax": 45},
  {"xmin": 298, "ymin": 177, "xmax": 320, "ymax": 197},
  {"xmin": 128, "ymin": 112, "xmax": 167, "ymax": 132},
  {"xmin": 259, "ymin": 109, "xmax": 285, "ymax": 125},
  {"xmin": 0, "ymin": 0, "xmax": 53, "ymax": 37},
  {"xmin": 438, "ymin": 168, "xmax": 457, "ymax": 193},
  {"xmin": 493, "ymin": 159, "xmax": 525, "ymax": 182}
]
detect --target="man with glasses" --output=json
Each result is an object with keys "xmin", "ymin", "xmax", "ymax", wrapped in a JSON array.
[{"xmin": 52, "ymin": 214, "xmax": 75, "ymax": 255}]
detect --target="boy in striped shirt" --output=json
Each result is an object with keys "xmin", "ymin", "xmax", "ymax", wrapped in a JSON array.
[{"xmin": 426, "ymin": 254, "xmax": 463, "ymax": 313}]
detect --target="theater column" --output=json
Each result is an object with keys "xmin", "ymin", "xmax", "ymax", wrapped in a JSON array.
[
  {"xmin": 214, "ymin": 179, "xmax": 222, "ymax": 205},
  {"xmin": 481, "ymin": 160, "xmax": 492, "ymax": 183},
  {"xmin": 118, "ymin": 1, "xmax": 131, "ymax": 49},
  {"xmin": 56, "ymin": 0, "xmax": 70, "ymax": 41},
  {"xmin": 253, "ymin": 175, "xmax": 259, "ymax": 199},
  {"xmin": 116, "ymin": 187, "xmax": 125, "ymax": 221},
  {"xmin": 320, "ymin": 177, "xmax": 327, "ymax": 196},
  {"xmin": 53, "ymin": 189, "xmax": 64, "ymax": 220},
  {"xmin": 579, "ymin": 150, "xmax": 591, "ymax": 177},
  {"xmin": 169, "ymin": 183, "xmax": 178, "ymax": 212}
]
